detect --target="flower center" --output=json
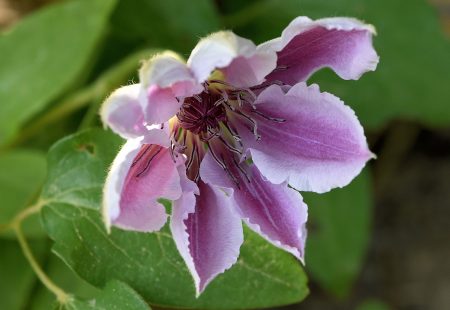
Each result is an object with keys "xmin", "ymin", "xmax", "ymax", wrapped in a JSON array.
[
  {"xmin": 176, "ymin": 89, "xmax": 227, "ymax": 136},
  {"xmin": 171, "ymin": 79, "xmax": 285, "ymax": 184}
]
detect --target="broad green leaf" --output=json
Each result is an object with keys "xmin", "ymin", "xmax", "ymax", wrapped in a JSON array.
[
  {"xmin": 40, "ymin": 129, "xmax": 308, "ymax": 309},
  {"xmin": 110, "ymin": 0, "xmax": 221, "ymax": 53},
  {"xmin": 64, "ymin": 281, "xmax": 151, "ymax": 310},
  {"xmin": 304, "ymin": 170, "xmax": 373, "ymax": 298},
  {"xmin": 0, "ymin": 0, "xmax": 117, "ymax": 144},
  {"xmin": 28, "ymin": 255, "xmax": 100, "ymax": 310},
  {"xmin": 0, "ymin": 150, "xmax": 47, "ymax": 238},
  {"xmin": 225, "ymin": 0, "xmax": 450, "ymax": 129},
  {"xmin": 0, "ymin": 239, "xmax": 47, "ymax": 310}
]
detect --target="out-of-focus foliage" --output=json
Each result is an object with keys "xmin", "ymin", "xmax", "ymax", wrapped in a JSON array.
[
  {"xmin": 0, "ymin": 239, "xmax": 47, "ymax": 310},
  {"xmin": 304, "ymin": 171, "xmax": 373, "ymax": 298},
  {"xmin": 111, "ymin": 0, "xmax": 220, "ymax": 53},
  {"xmin": 0, "ymin": 0, "xmax": 116, "ymax": 145},
  {"xmin": 0, "ymin": 151, "xmax": 47, "ymax": 238}
]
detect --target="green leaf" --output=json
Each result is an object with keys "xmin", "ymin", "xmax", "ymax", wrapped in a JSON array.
[
  {"xmin": 0, "ymin": 239, "xmax": 47, "ymax": 310},
  {"xmin": 0, "ymin": 0, "xmax": 117, "ymax": 144},
  {"xmin": 111, "ymin": 0, "xmax": 221, "ymax": 53},
  {"xmin": 28, "ymin": 255, "xmax": 100, "ymax": 310},
  {"xmin": 225, "ymin": 0, "xmax": 450, "ymax": 129},
  {"xmin": 304, "ymin": 170, "xmax": 373, "ymax": 298},
  {"xmin": 0, "ymin": 150, "xmax": 47, "ymax": 238},
  {"xmin": 40, "ymin": 129, "xmax": 308, "ymax": 309},
  {"xmin": 67, "ymin": 280, "xmax": 151, "ymax": 310}
]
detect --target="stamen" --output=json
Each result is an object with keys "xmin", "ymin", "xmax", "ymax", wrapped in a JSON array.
[
  {"xmin": 185, "ymin": 143, "xmax": 197, "ymax": 172},
  {"xmin": 218, "ymin": 136, "xmax": 242, "ymax": 155},
  {"xmin": 233, "ymin": 110, "xmax": 260, "ymax": 140},
  {"xmin": 223, "ymin": 122, "xmax": 242, "ymax": 143},
  {"xmin": 207, "ymin": 142, "xmax": 240, "ymax": 189},
  {"xmin": 251, "ymin": 110, "xmax": 286, "ymax": 123},
  {"xmin": 232, "ymin": 157, "xmax": 251, "ymax": 183},
  {"xmin": 250, "ymin": 80, "xmax": 284, "ymax": 90}
]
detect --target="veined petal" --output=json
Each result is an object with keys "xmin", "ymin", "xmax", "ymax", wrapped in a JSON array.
[
  {"xmin": 171, "ymin": 181, "xmax": 243, "ymax": 296},
  {"xmin": 238, "ymin": 83, "xmax": 373, "ymax": 194},
  {"xmin": 187, "ymin": 31, "xmax": 277, "ymax": 87},
  {"xmin": 103, "ymin": 133, "xmax": 182, "ymax": 233},
  {"xmin": 139, "ymin": 52, "xmax": 202, "ymax": 124},
  {"xmin": 200, "ymin": 153, "xmax": 308, "ymax": 261},
  {"xmin": 100, "ymin": 84, "xmax": 147, "ymax": 139},
  {"xmin": 263, "ymin": 16, "xmax": 379, "ymax": 84}
]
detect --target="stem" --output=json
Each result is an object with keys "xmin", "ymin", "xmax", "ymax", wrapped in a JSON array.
[
  {"xmin": 2, "ymin": 49, "xmax": 159, "ymax": 150},
  {"xmin": 11, "ymin": 201, "xmax": 72, "ymax": 305}
]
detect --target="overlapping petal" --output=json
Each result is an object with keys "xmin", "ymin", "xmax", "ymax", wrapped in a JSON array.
[
  {"xmin": 238, "ymin": 83, "xmax": 373, "ymax": 194},
  {"xmin": 103, "ymin": 131, "xmax": 182, "ymax": 233},
  {"xmin": 188, "ymin": 31, "xmax": 277, "ymax": 88},
  {"xmin": 171, "ymin": 181, "xmax": 243, "ymax": 296},
  {"xmin": 263, "ymin": 17, "xmax": 379, "ymax": 84},
  {"xmin": 100, "ymin": 84, "xmax": 147, "ymax": 139},
  {"xmin": 139, "ymin": 52, "xmax": 202, "ymax": 124},
  {"xmin": 200, "ymin": 153, "xmax": 308, "ymax": 261}
]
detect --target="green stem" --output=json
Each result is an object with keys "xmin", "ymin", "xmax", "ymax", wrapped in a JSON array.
[
  {"xmin": 3, "ymin": 49, "xmax": 159, "ymax": 149},
  {"xmin": 11, "ymin": 201, "xmax": 72, "ymax": 305}
]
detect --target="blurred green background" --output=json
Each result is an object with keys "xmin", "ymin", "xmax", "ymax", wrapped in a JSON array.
[{"xmin": 0, "ymin": 0, "xmax": 449, "ymax": 309}]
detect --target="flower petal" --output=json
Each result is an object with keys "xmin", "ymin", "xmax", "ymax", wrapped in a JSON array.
[
  {"xmin": 103, "ymin": 134, "xmax": 182, "ymax": 233},
  {"xmin": 238, "ymin": 83, "xmax": 373, "ymax": 193},
  {"xmin": 139, "ymin": 51, "xmax": 196, "ymax": 90},
  {"xmin": 100, "ymin": 84, "xmax": 147, "ymax": 139},
  {"xmin": 139, "ymin": 52, "xmax": 201, "ymax": 124},
  {"xmin": 200, "ymin": 153, "xmax": 308, "ymax": 261},
  {"xmin": 171, "ymin": 181, "xmax": 243, "ymax": 296},
  {"xmin": 187, "ymin": 31, "xmax": 277, "ymax": 87},
  {"xmin": 263, "ymin": 17, "xmax": 379, "ymax": 84}
]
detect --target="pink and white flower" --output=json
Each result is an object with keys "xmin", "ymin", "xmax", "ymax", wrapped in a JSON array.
[{"xmin": 101, "ymin": 16, "xmax": 378, "ymax": 295}]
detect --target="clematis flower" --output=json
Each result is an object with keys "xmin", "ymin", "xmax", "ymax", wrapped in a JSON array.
[{"xmin": 101, "ymin": 16, "xmax": 378, "ymax": 296}]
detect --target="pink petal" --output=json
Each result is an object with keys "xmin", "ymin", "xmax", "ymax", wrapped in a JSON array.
[
  {"xmin": 171, "ymin": 181, "xmax": 243, "ymax": 296},
  {"xmin": 139, "ymin": 51, "xmax": 196, "ymax": 90},
  {"xmin": 142, "ymin": 82, "xmax": 194, "ymax": 125},
  {"xmin": 263, "ymin": 17, "xmax": 379, "ymax": 84},
  {"xmin": 200, "ymin": 153, "xmax": 308, "ymax": 262},
  {"xmin": 187, "ymin": 31, "xmax": 277, "ymax": 87},
  {"xmin": 238, "ymin": 83, "xmax": 373, "ymax": 194},
  {"xmin": 139, "ymin": 52, "xmax": 202, "ymax": 124},
  {"xmin": 103, "ymin": 134, "xmax": 182, "ymax": 233},
  {"xmin": 100, "ymin": 84, "xmax": 147, "ymax": 139}
]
